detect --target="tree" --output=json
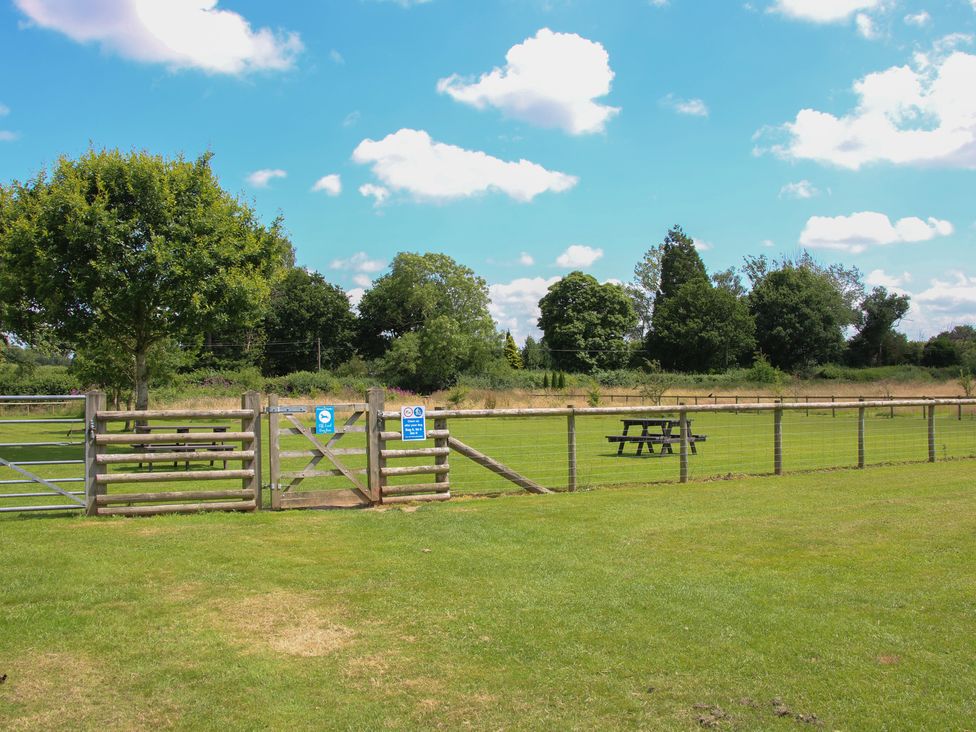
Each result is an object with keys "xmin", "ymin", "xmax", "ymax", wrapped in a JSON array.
[
  {"xmin": 504, "ymin": 331, "xmax": 524, "ymax": 369},
  {"xmin": 262, "ymin": 267, "xmax": 356, "ymax": 376},
  {"xmin": 846, "ymin": 287, "xmax": 911, "ymax": 366},
  {"xmin": 922, "ymin": 336, "xmax": 960, "ymax": 367},
  {"xmin": 361, "ymin": 253, "xmax": 499, "ymax": 391},
  {"xmin": 749, "ymin": 265, "xmax": 849, "ymax": 371},
  {"xmin": 711, "ymin": 267, "xmax": 745, "ymax": 297},
  {"xmin": 652, "ymin": 280, "xmax": 756, "ymax": 372},
  {"xmin": 538, "ymin": 271, "xmax": 637, "ymax": 373},
  {"xmin": 521, "ymin": 336, "xmax": 548, "ymax": 370},
  {"xmin": 0, "ymin": 148, "xmax": 291, "ymax": 410},
  {"xmin": 654, "ymin": 225, "xmax": 708, "ymax": 311},
  {"xmin": 627, "ymin": 245, "xmax": 663, "ymax": 339}
]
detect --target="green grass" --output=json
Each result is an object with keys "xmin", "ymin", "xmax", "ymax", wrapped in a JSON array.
[{"xmin": 2, "ymin": 462, "xmax": 975, "ymax": 730}]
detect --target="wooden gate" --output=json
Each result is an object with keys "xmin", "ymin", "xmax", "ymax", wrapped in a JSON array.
[{"xmin": 267, "ymin": 395, "xmax": 371, "ymax": 509}]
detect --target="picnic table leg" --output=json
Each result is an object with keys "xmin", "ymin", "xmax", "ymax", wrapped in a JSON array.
[
  {"xmin": 617, "ymin": 423, "xmax": 629, "ymax": 455},
  {"xmin": 636, "ymin": 425, "xmax": 649, "ymax": 456}
]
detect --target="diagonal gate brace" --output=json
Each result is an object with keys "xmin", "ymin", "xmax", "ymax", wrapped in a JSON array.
[
  {"xmin": 284, "ymin": 415, "xmax": 370, "ymax": 501},
  {"xmin": 0, "ymin": 456, "xmax": 85, "ymax": 505}
]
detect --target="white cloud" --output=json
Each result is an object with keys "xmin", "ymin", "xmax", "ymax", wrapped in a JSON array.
[
  {"xmin": 329, "ymin": 252, "xmax": 386, "ymax": 274},
  {"xmin": 311, "ymin": 174, "xmax": 342, "ymax": 196},
  {"xmin": 758, "ymin": 48, "xmax": 976, "ymax": 169},
  {"xmin": 649, "ymin": 0, "xmax": 669, "ymax": 5},
  {"xmin": 436, "ymin": 28, "xmax": 619, "ymax": 135},
  {"xmin": 329, "ymin": 49, "xmax": 344, "ymax": 65},
  {"xmin": 518, "ymin": 252, "xmax": 535, "ymax": 266},
  {"xmin": 660, "ymin": 94, "xmax": 709, "ymax": 117},
  {"xmin": 0, "ymin": 104, "xmax": 9, "ymax": 116},
  {"xmin": 488, "ymin": 276, "xmax": 560, "ymax": 343},
  {"xmin": 779, "ymin": 180, "xmax": 821, "ymax": 199},
  {"xmin": 904, "ymin": 11, "xmax": 931, "ymax": 27},
  {"xmin": 343, "ymin": 111, "xmax": 361, "ymax": 127},
  {"xmin": 346, "ymin": 288, "xmax": 366, "ymax": 309},
  {"xmin": 903, "ymin": 272, "xmax": 976, "ymax": 337},
  {"xmin": 770, "ymin": 0, "xmax": 881, "ymax": 23},
  {"xmin": 352, "ymin": 274, "xmax": 372, "ymax": 288},
  {"xmin": 556, "ymin": 244, "xmax": 604, "ymax": 268},
  {"xmin": 799, "ymin": 211, "xmax": 954, "ymax": 253},
  {"xmin": 761, "ymin": 239, "xmax": 775, "ymax": 248},
  {"xmin": 0, "ymin": 131, "xmax": 18, "ymax": 142},
  {"xmin": 352, "ymin": 128, "xmax": 577, "ymax": 203},
  {"xmin": 358, "ymin": 183, "xmax": 390, "ymax": 206},
  {"xmin": 866, "ymin": 269, "xmax": 912, "ymax": 292},
  {"xmin": 693, "ymin": 239, "xmax": 713, "ymax": 252},
  {"xmin": 855, "ymin": 12, "xmax": 879, "ymax": 40},
  {"xmin": 245, "ymin": 168, "xmax": 286, "ymax": 188},
  {"xmin": 13, "ymin": 0, "xmax": 302, "ymax": 74}
]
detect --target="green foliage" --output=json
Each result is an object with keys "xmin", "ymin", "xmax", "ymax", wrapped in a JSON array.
[
  {"xmin": 446, "ymin": 386, "xmax": 469, "ymax": 408},
  {"xmin": 264, "ymin": 370, "xmax": 334, "ymax": 396},
  {"xmin": 652, "ymin": 224, "xmax": 709, "ymax": 312},
  {"xmin": 0, "ymin": 364, "xmax": 80, "ymax": 394},
  {"xmin": 585, "ymin": 382, "xmax": 602, "ymax": 407},
  {"xmin": 749, "ymin": 265, "xmax": 849, "ymax": 372},
  {"xmin": 747, "ymin": 354, "xmax": 786, "ymax": 385},
  {"xmin": 262, "ymin": 267, "xmax": 356, "ymax": 376},
  {"xmin": 542, "ymin": 372, "xmax": 550, "ymax": 389},
  {"xmin": 520, "ymin": 336, "xmax": 548, "ymax": 370},
  {"xmin": 846, "ymin": 287, "xmax": 911, "ymax": 367},
  {"xmin": 504, "ymin": 331, "xmax": 524, "ymax": 370},
  {"xmin": 0, "ymin": 148, "xmax": 292, "ymax": 409},
  {"xmin": 650, "ymin": 280, "xmax": 756, "ymax": 372},
  {"xmin": 628, "ymin": 243, "xmax": 664, "ymax": 338},
  {"xmin": 557, "ymin": 371, "xmax": 566, "ymax": 389},
  {"xmin": 538, "ymin": 271, "xmax": 637, "ymax": 373},
  {"xmin": 922, "ymin": 336, "xmax": 959, "ymax": 367}
]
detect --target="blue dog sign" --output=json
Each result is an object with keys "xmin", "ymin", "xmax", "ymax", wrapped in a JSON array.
[
  {"xmin": 401, "ymin": 405, "xmax": 427, "ymax": 442},
  {"xmin": 315, "ymin": 406, "xmax": 335, "ymax": 435}
]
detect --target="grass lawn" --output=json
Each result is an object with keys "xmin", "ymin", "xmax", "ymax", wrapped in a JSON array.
[{"xmin": 2, "ymin": 461, "xmax": 975, "ymax": 730}]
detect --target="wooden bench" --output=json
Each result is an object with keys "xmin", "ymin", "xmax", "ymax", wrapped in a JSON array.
[
  {"xmin": 134, "ymin": 425, "xmax": 233, "ymax": 470},
  {"xmin": 606, "ymin": 433, "xmax": 707, "ymax": 456}
]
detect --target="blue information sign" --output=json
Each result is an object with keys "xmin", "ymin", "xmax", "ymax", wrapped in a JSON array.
[
  {"xmin": 401, "ymin": 405, "xmax": 427, "ymax": 442},
  {"xmin": 315, "ymin": 406, "xmax": 335, "ymax": 435}
]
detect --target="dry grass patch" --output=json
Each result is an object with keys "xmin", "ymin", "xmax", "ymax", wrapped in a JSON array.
[{"xmin": 213, "ymin": 590, "xmax": 355, "ymax": 658}]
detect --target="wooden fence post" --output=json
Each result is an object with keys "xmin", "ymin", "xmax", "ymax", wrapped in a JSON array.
[
  {"xmin": 84, "ymin": 391, "xmax": 106, "ymax": 516},
  {"xmin": 679, "ymin": 407, "xmax": 689, "ymax": 484},
  {"xmin": 267, "ymin": 393, "xmax": 280, "ymax": 509},
  {"xmin": 927, "ymin": 403, "xmax": 936, "ymax": 463},
  {"xmin": 857, "ymin": 399, "xmax": 865, "ymax": 469},
  {"xmin": 434, "ymin": 413, "xmax": 449, "ymax": 494},
  {"xmin": 567, "ymin": 405, "xmax": 577, "ymax": 492},
  {"xmin": 242, "ymin": 391, "xmax": 262, "ymax": 509},
  {"xmin": 774, "ymin": 404, "xmax": 783, "ymax": 476},
  {"xmin": 366, "ymin": 387, "xmax": 385, "ymax": 504}
]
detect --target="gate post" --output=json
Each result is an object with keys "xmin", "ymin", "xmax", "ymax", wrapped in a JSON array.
[
  {"xmin": 267, "ymin": 393, "xmax": 281, "ymax": 509},
  {"xmin": 84, "ymin": 391, "xmax": 106, "ymax": 516},
  {"xmin": 366, "ymin": 388, "xmax": 386, "ymax": 504},
  {"xmin": 242, "ymin": 391, "xmax": 262, "ymax": 510}
]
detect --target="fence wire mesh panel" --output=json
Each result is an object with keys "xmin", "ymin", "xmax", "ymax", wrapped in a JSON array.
[
  {"xmin": 400, "ymin": 399, "xmax": 976, "ymax": 497},
  {"xmin": 0, "ymin": 395, "xmax": 86, "ymax": 513}
]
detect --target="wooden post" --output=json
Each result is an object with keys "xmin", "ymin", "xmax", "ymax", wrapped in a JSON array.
[
  {"xmin": 241, "ymin": 391, "xmax": 262, "ymax": 509},
  {"xmin": 774, "ymin": 405, "xmax": 783, "ymax": 476},
  {"xmin": 84, "ymin": 391, "xmax": 106, "ymax": 516},
  {"xmin": 805, "ymin": 395, "xmax": 809, "ymax": 418},
  {"xmin": 927, "ymin": 403, "xmax": 936, "ymax": 463},
  {"xmin": 857, "ymin": 401, "xmax": 866, "ymax": 469},
  {"xmin": 267, "ymin": 393, "xmax": 281, "ymax": 509},
  {"xmin": 679, "ymin": 408, "xmax": 689, "ymax": 484},
  {"xmin": 366, "ymin": 387, "xmax": 385, "ymax": 504},
  {"xmin": 434, "ymin": 411, "xmax": 449, "ymax": 494},
  {"xmin": 567, "ymin": 405, "xmax": 577, "ymax": 492},
  {"xmin": 831, "ymin": 395, "xmax": 835, "ymax": 418}
]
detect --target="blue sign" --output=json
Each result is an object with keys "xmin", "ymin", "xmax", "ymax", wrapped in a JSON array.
[
  {"xmin": 315, "ymin": 406, "xmax": 335, "ymax": 435},
  {"xmin": 401, "ymin": 405, "xmax": 427, "ymax": 442}
]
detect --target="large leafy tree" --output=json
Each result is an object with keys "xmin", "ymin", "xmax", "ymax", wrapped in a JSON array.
[
  {"xmin": 0, "ymin": 148, "xmax": 292, "ymax": 409},
  {"xmin": 360, "ymin": 252, "xmax": 499, "ymax": 391},
  {"xmin": 652, "ymin": 280, "xmax": 755, "ymax": 372},
  {"xmin": 654, "ymin": 225, "xmax": 709, "ymax": 311},
  {"xmin": 262, "ymin": 267, "xmax": 356, "ymax": 376},
  {"xmin": 538, "ymin": 271, "xmax": 637, "ymax": 373},
  {"xmin": 749, "ymin": 265, "xmax": 850, "ymax": 371},
  {"xmin": 846, "ymin": 287, "xmax": 911, "ymax": 367}
]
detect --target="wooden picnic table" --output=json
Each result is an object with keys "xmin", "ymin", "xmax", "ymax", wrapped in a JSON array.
[
  {"xmin": 606, "ymin": 418, "xmax": 707, "ymax": 456},
  {"xmin": 133, "ymin": 425, "xmax": 232, "ymax": 470}
]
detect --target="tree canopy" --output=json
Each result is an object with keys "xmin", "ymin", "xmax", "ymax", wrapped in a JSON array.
[
  {"xmin": 846, "ymin": 287, "xmax": 911, "ymax": 367},
  {"xmin": 0, "ymin": 148, "xmax": 292, "ymax": 408}
]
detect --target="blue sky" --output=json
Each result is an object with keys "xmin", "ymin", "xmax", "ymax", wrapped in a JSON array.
[{"xmin": 1, "ymin": 0, "xmax": 974, "ymax": 343}]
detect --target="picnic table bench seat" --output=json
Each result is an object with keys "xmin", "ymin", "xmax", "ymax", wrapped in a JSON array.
[
  {"xmin": 606, "ymin": 432, "xmax": 707, "ymax": 455},
  {"xmin": 132, "ymin": 425, "xmax": 233, "ymax": 470}
]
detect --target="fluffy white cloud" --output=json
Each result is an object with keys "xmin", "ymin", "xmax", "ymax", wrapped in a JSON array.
[
  {"xmin": 518, "ymin": 252, "xmax": 535, "ymax": 266},
  {"xmin": 359, "ymin": 184, "xmax": 389, "ymax": 206},
  {"xmin": 866, "ymin": 269, "xmax": 912, "ymax": 291},
  {"xmin": 0, "ymin": 131, "xmax": 18, "ymax": 142},
  {"xmin": 779, "ymin": 180, "xmax": 821, "ymax": 199},
  {"xmin": 770, "ymin": 0, "xmax": 881, "ymax": 23},
  {"xmin": 245, "ymin": 168, "xmax": 286, "ymax": 188},
  {"xmin": 14, "ymin": 0, "xmax": 302, "ymax": 74},
  {"xmin": 488, "ymin": 276, "xmax": 560, "ymax": 342},
  {"xmin": 352, "ymin": 274, "xmax": 372, "ymax": 288},
  {"xmin": 352, "ymin": 128, "xmax": 577, "ymax": 203},
  {"xmin": 437, "ymin": 28, "xmax": 619, "ymax": 135},
  {"xmin": 902, "ymin": 272, "xmax": 976, "ymax": 337},
  {"xmin": 311, "ymin": 174, "xmax": 342, "ymax": 196},
  {"xmin": 660, "ymin": 94, "xmax": 709, "ymax": 117},
  {"xmin": 556, "ymin": 244, "xmax": 603, "ymax": 268},
  {"xmin": 693, "ymin": 239, "xmax": 713, "ymax": 252},
  {"xmin": 904, "ymin": 11, "xmax": 931, "ymax": 27},
  {"xmin": 855, "ymin": 12, "xmax": 879, "ymax": 40},
  {"xmin": 329, "ymin": 252, "xmax": 386, "ymax": 274},
  {"xmin": 759, "ymin": 48, "xmax": 976, "ymax": 169},
  {"xmin": 799, "ymin": 211, "xmax": 954, "ymax": 253}
]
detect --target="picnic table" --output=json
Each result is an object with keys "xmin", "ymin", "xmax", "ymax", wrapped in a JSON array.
[
  {"xmin": 606, "ymin": 418, "xmax": 707, "ymax": 456},
  {"xmin": 134, "ymin": 425, "xmax": 232, "ymax": 470}
]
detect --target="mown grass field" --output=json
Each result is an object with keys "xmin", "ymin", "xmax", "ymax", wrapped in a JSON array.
[
  {"xmin": 1, "ymin": 461, "xmax": 975, "ymax": 730},
  {"xmin": 2, "ymin": 403, "xmax": 975, "ymax": 506}
]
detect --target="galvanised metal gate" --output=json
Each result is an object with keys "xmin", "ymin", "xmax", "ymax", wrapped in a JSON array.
[{"xmin": 0, "ymin": 394, "xmax": 87, "ymax": 513}]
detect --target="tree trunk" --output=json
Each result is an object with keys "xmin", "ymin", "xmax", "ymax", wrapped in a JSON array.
[{"xmin": 135, "ymin": 348, "xmax": 150, "ymax": 413}]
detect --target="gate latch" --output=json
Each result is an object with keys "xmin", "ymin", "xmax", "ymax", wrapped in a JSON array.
[{"xmin": 265, "ymin": 406, "xmax": 308, "ymax": 414}]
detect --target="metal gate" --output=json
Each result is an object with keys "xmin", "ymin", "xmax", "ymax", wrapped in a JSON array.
[
  {"xmin": 267, "ymin": 395, "xmax": 372, "ymax": 509},
  {"xmin": 0, "ymin": 394, "xmax": 87, "ymax": 513}
]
